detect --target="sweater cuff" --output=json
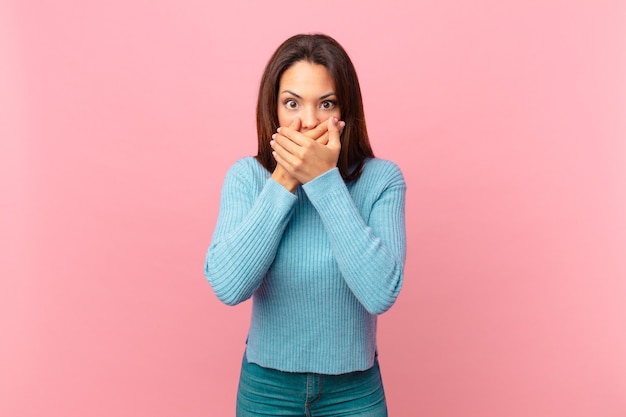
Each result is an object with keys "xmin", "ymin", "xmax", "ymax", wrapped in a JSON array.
[
  {"xmin": 302, "ymin": 168, "xmax": 343, "ymax": 201},
  {"xmin": 265, "ymin": 177, "xmax": 298, "ymax": 209}
]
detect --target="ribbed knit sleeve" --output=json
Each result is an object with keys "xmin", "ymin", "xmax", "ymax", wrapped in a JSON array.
[
  {"xmin": 302, "ymin": 160, "xmax": 406, "ymax": 315},
  {"xmin": 204, "ymin": 159, "xmax": 297, "ymax": 306}
]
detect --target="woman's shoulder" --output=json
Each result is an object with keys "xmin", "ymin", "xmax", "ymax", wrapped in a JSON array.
[
  {"xmin": 227, "ymin": 155, "xmax": 263, "ymax": 171},
  {"xmin": 225, "ymin": 156, "xmax": 269, "ymax": 178},
  {"xmin": 220, "ymin": 156, "xmax": 271, "ymax": 191},
  {"xmin": 360, "ymin": 158, "xmax": 405, "ymax": 187}
]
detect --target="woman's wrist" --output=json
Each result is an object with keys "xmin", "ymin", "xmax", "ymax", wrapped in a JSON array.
[{"xmin": 271, "ymin": 166, "xmax": 299, "ymax": 193}]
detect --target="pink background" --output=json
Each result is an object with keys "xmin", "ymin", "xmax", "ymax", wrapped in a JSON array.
[{"xmin": 2, "ymin": 1, "xmax": 625, "ymax": 416}]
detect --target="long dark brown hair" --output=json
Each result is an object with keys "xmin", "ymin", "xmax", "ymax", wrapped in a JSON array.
[{"xmin": 255, "ymin": 33, "xmax": 374, "ymax": 182}]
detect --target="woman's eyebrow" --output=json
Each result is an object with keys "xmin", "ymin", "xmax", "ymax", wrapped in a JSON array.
[
  {"xmin": 280, "ymin": 90, "xmax": 336, "ymax": 99},
  {"xmin": 280, "ymin": 90, "xmax": 302, "ymax": 98}
]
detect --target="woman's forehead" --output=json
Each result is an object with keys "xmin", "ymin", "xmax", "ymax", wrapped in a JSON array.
[{"xmin": 279, "ymin": 61, "xmax": 335, "ymax": 96}]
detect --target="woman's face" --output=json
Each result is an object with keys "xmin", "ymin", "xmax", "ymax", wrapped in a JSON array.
[{"xmin": 277, "ymin": 60, "xmax": 341, "ymax": 132}]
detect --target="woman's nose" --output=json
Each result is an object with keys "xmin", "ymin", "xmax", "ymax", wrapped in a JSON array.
[{"xmin": 301, "ymin": 107, "xmax": 318, "ymax": 130}]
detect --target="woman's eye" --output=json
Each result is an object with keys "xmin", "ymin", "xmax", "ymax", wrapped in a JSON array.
[
  {"xmin": 285, "ymin": 99, "xmax": 298, "ymax": 109},
  {"xmin": 320, "ymin": 100, "xmax": 336, "ymax": 110}
]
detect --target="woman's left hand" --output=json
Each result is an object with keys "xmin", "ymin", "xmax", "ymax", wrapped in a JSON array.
[{"xmin": 270, "ymin": 117, "xmax": 344, "ymax": 184}]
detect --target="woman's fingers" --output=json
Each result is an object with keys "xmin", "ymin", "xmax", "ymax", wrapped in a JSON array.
[
  {"xmin": 316, "ymin": 132, "xmax": 330, "ymax": 145},
  {"xmin": 306, "ymin": 122, "xmax": 329, "ymax": 141},
  {"xmin": 272, "ymin": 146, "xmax": 298, "ymax": 172},
  {"xmin": 317, "ymin": 120, "xmax": 344, "ymax": 145},
  {"xmin": 272, "ymin": 116, "xmax": 335, "ymax": 153},
  {"xmin": 271, "ymin": 131, "xmax": 303, "ymax": 156},
  {"xmin": 271, "ymin": 117, "xmax": 344, "ymax": 184},
  {"xmin": 277, "ymin": 119, "xmax": 328, "ymax": 143},
  {"xmin": 327, "ymin": 117, "xmax": 345, "ymax": 150}
]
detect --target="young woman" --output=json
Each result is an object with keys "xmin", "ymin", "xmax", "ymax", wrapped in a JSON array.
[{"xmin": 205, "ymin": 33, "xmax": 406, "ymax": 417}]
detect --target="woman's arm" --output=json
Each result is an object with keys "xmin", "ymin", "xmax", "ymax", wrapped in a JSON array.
[
  {"xmin": 302, "ymin": 163, "xmax": 406, "ymax": 315},
  {"xmin": 204, "ymin": 161, "xmax": 297, "ymax": 305}
]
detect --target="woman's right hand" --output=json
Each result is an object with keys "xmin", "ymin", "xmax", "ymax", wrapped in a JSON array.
[{"xmin": 271, "ymin": 118, "xmax": 332, "ymax": 192}]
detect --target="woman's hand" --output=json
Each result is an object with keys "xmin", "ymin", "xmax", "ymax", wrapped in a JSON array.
[
  {"xmin": 271, "ymin": 118, "xmax": 341, "ymax": 192},
  {"xmin": 271, "ymin": 117, "xmax": 344, "ymax": 185}
]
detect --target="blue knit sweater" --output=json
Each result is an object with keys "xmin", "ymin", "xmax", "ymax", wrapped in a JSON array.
[{"xmin": 204, "ymin": 156, "xmax": 406, "ymax": 374}]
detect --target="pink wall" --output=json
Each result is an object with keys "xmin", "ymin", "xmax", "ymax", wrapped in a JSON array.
[{"xmin": 2, "ymin": 1, "xmax": 625, "ymax": 416}]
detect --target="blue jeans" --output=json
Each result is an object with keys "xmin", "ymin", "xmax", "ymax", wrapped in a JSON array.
[{"xmin": 236, "ymin": 351, "xmax": 388, "ymax": 417}]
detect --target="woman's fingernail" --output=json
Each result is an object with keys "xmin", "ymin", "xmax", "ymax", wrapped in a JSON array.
[
  {"xmin": 270, "ymin": 140, "xmax": 275, "ymax": 147},
  {"xmin": 277, "ymin": 127, "xmax": 281, "ymax": 133},
  {"xmin": 272, "ymin": 133, "xmax": 276, "ymax": 140},
  {"xmin": 339, "ymin": 121, "xmax": 346, "ymax": 128}
]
